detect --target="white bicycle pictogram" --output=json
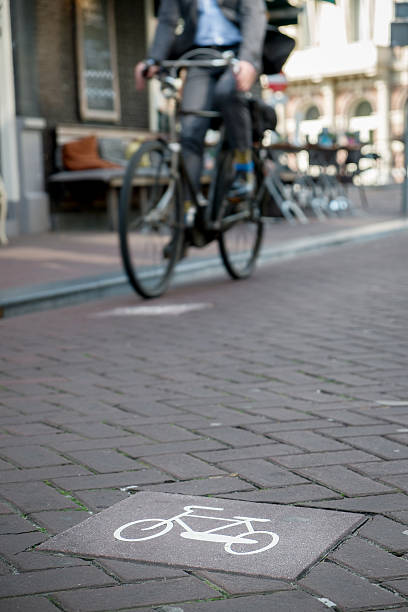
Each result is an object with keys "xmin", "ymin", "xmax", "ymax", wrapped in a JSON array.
[{"xmin": 113, "ymin": 504, "xmax": 279, "ymax": 556}]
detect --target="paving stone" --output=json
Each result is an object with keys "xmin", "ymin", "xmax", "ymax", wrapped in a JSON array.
[
  {"xmin": 197, "ymin": 570, "xmax": 292, "ymax": 594},
  {"xmin": 194, "ymin": 426, "xmax": 270, "ymax": 447},
  {"xmin": 272, "ymin": 449, "xmax": 380, "ymax": 468},
  {"xmin": 140, "ymin": 454, "xmax": 226, "ymax": 479},
  {"xmin": 218, "ymin": 459, "xmax": 308, "ymax": 488},
  {"xmin": 377, "ymin": 474, "xmax": 408, "ymax": 493},
  {"xmin": 267, "ymin": 430, "xmax": 350, "ymax": 452},
  {"xmin": 0, "ymin": 596, "xmax": 61, "ymax": 611},
  {"xmin": 358, "ymin": 515, "xmax": 408, "ymax": 552},
  {"xmin": 300, "ymin": 561, "xmax": 405, "ymax": 609},
  {"xmin": 63, "ymin": 422, "xmax": 135, "ymax": 439},
  {"xmin": 0, "ymin": 457, "xmax": 14, "ymax": 470},
  {"xmin": 50, "ymin": 469, "xmax": 171, "ymax": 491},
  {"xmin": 0, "ymin": 532, "xmax": 46, "ymax": 557},
  {"xmin": 351, "ymin": 459, "xmax": 408, "ymax": 477},
  {"xmin": 38, "ymin": 491, "xmax": 363, "ymax": 580},
  {"xmin": 347, "ymin": 435, "xmax": 408, "ymax": 459},
  {"xmin": 75, "ymin": 489, "xmax": 130, "ymax": 513},
  {"xmin": 0, "ymin": 558, "xmax": 12, "ymax": 575},
  {"xmin": 125, "ymin": 423, "xmax": 201, "ymax": 442},
  {"xmin": 0, "ymin": 445, "xmax": 68, "ymax": 468},
  {"xmin": 224, "ymin": 483, "xmax": 341, "ymax": 504},
  {"xmin": 181, "ymin": 591, "xmax": 331, "ymax": 611},
  {"xmin": 97, "ymin": 559, "xmax": 187, "ymax": 581},
  {"xmin": 120, "ymin": 439, "xmax": 227, "ymax": 458},
  {"xmin": 143, "ymin": 476, "xmax": 254, "ymax": 496},
  {"xmin": 64, "ymin": 448, "xmax": 143, "ymax": 473},
  {"xmin": 194, "ymin": 443, "xmax": 300, "ymax": 463},
  {"xmin": 309, "ymin": 493, "xmax": 408, "ymax": 512},
  {"xmin": 0, "ymin": 514, "xmax": 38, "ymax": 534},
  {"xmin": 326, "ymin": 424, "xmax": 406, "ymax": 437},
  {"xmin": 329, "ymin": 536, "xmax": 408, "ymax": 578},
  {"xmin": 0, "ymin": 464, "xmax": 92, "ymax": 484},
  {"xmin": 0, "ymin": 565, "xmax": 116, "ymax": 597},
  {"xmin": 29, "ymin": 510, "xmax": 92, "ymax": 534},
  {"xmin": 382, "ymin": 578, "xmax": 408, "ymax": 596},
  {"xmin": 0, "ymin": 482, "xmax": 79, "ymax": 512},
  {"xmin": 54, "ymin": 576, "xmax": 218, "ymax": 611},
  {"xmin": 12, "ymin": 551, "xmax": 90, "ymax": 572},
  {"xmin": 387, "ymin": 510, "xmax": 408, "ymax": 524},
  {"xmin": 2, "ymin": 423, "xmax": 59, "ymax": 436},
  {"xmin": 297, "ymin": 465, "xmax": 395, "ymax": 496},
  {"xmin": 250, "ymin": 419, "xmax": 338, "ymax": 434}
]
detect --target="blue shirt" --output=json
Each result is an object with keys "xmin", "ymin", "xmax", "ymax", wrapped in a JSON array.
[{"xmin": 194, "ymin": 0, "xmax": 242, "ymax": 47}]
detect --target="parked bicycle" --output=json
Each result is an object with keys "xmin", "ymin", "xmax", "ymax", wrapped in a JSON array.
[
  {"xmin": 113, "ymin": 503, "xmax": 279, "ymax": 556},
  {"xmin": 118, "ymin": 49, "xmax": 265, "ymax": 298}
]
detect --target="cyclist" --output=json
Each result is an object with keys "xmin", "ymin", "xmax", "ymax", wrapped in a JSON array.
[{"xmin": 135, "ymin": 0, "xmax": 267, "ymax": 208}]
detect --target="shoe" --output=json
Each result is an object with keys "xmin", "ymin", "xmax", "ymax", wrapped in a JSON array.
[{"xmin": 228, "ymin": 175, "xmax": 255, "ymax": 202}]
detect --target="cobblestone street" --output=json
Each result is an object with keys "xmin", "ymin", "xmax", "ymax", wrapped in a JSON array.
[{"xmin": 1, "ymin": 228, "xmax": 408, "ymax": 611}]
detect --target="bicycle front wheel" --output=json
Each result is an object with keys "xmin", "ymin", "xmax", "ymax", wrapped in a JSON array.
[
  {"xmin": 119, "ymin": 140, "xmax": 183, "ymax": 298},
  {"xmin": 216, "ymin": 152, "xmax": 264, "ymax": 280}
]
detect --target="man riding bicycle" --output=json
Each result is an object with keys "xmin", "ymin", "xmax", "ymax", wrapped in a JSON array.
[{"xmin": 135, "ymin": 0, "xmax": 267, "ymax": 207}]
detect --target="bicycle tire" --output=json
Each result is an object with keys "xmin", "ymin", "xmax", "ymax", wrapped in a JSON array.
[
  {"xmin": 119, "ymin": 140, "xmax": 183, "ymax": 298},
  {"xmin": 224, "ymin": 530, "xmax": 279, "ymax": 555},
  {"xmin": 113, "ymin": 518, "xmax": 173, "ymax": 542},
  {"xmin": 216, "ymin": 151, "xmax": 264, "ymax": 280}
]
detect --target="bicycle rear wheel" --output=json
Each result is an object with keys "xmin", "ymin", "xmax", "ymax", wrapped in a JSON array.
[
  {"xmin": 217, "ymin": 152, "xmax": 264, "ymax": 279},
  {"xmin": 119, "ymin": 140, "xmax": 183, "ymax": 298}
]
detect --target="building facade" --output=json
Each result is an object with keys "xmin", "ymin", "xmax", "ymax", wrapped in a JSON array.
[
  {"xmin": 1, "ymin": 0, "xmax": 407, "ymax": 238},
  {"xmin": 280, "ymin": 0, "xmax": 408, "ymax": 184},
  {"xmin": 0, "ymin": 0, "xmax": 156, "ymax": 238}
]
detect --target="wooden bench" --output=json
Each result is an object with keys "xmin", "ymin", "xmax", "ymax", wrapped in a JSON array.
[{"xmin": 48, "ymin": 125, "xmax": 155, "ymax": 230}]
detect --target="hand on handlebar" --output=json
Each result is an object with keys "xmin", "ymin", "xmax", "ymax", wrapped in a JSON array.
[
  {"xmin": 235, "ymin": 60, "xmax": 257, "ymax": 93},
  {"xmin": 134, "ymin": 61, "xmax": 159, "ymax": 91}
]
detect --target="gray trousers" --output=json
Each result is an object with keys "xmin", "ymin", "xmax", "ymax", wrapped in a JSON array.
[{"xmin": 180, "ymin": 65, "xmax": 252, "ymax": 193}]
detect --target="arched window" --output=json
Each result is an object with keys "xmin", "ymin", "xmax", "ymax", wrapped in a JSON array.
[
  {"xmin": 354, "ymin": 101, "xmax": 373, "ymax": 117},
  {"xmin": 304, "ymin": 105, "xmax": 320, "ymax": 121}
]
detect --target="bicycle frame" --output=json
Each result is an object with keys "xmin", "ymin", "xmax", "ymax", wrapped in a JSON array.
[
  {"xmin": 167, "ymin": 504, "xmax": 271, "ymax": 544},
  {"xmin": 155, "ymin": 51, "xmax": 251, "ymax": 233}
]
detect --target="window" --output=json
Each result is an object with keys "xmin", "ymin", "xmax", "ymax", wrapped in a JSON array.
[
  {"xmin": 305, "ymin": 105, "xmax": 320, "ymax": 121},
  {"xmin": 297, "ymin": 1, "xmax": 322, "ymax": 49},
  {"xmin": 354, "ymin": 101, "xmax": 373, "ymax": 117},
  {"xmin": 348, "ymin": 0, "xmax": 373, "ymax": 43},
  {"xmin": 75, "ymin": 0, "xmax": 120, "ymax": 121}
]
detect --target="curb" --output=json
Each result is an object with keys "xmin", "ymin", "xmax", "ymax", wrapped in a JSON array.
[{"xmin": 1, "ymin": 218, "xmax": 408, "ymax": 318}]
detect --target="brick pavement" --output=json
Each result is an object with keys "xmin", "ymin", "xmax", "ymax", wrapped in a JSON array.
[{"xmin": 0, "ymin": 228, "xmax": 408, "ymax": 610}]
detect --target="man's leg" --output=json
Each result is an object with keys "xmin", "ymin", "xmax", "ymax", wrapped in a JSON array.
[
  {"xmin": 180, "ymin": 66, "xmax": 216, "ymax": 196},
  {"xmin": 214, "ymin": 69, "xmax": 254, "ymax": 199}
]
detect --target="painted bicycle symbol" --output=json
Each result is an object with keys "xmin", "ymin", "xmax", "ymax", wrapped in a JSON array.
[{"xmin": 113, "ymin": 504, "xmax": 279, "ymax": 556}]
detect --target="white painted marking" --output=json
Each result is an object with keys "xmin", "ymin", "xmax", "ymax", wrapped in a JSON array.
[
  {"xmin": 402, "ymin": 530, "xmax": 408, "ymax": 536},
  {"xmin": 376, "ymin": 400, "xmax": 408, "ymax": 406},
  {"xmin": 120, "ymin": 486, "xmax": 139, "ymax": 492},
  {"xmin": 113, "ymin": 503, "xmax": 279, "ymax": 556},
  {"xmin": 397, "ymin": 429, "xmax": 408, "ymax": 433},
  {"xmin": 93, "ymin": 303, "xmax": 213, "ymax": 317},
  {"xmin": 317, "ymin": 597, "xmax": 337, "ymax": 608}
]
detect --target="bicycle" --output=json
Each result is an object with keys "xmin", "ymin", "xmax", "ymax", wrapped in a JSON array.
[
  {"xmin": 118, "ymin": 48, "xmax": 265, "ymax": 298},
  {"xmin": 113, "ymin": 503, "xmax": 279, "ymax": 556}
]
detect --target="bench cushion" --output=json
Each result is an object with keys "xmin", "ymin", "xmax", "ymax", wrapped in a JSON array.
[{"xmin": 62, "ymin": 135, "xmax": 122, "ymax": 171}]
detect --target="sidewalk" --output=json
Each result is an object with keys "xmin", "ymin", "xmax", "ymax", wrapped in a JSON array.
[
  {"xmin": 0, "ymin": 185, "xmax": 407, "ymax": 317},
  {"xmin": 1, "ymin": 184, "xmax": 408, "ymax": 610}
]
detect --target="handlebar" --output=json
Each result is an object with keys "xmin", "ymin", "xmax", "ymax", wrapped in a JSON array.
[{"xmin": 142, "ymin": 49, "xmax": 238, "ymax": 78}]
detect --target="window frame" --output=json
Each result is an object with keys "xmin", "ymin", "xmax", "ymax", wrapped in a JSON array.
[{"xmin": 75, "ymin": 0, "xmax": 121, "ymax": 122}]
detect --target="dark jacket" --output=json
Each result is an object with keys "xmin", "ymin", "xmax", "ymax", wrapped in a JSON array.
[{"xmin": 148, "ymin": 0, "xmax": 267, "ymax": 73}]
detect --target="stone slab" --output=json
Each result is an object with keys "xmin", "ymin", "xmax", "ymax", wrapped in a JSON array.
[{"xmin": 38, "ymin": 492, "xmax": 365, "ymax": 580}]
